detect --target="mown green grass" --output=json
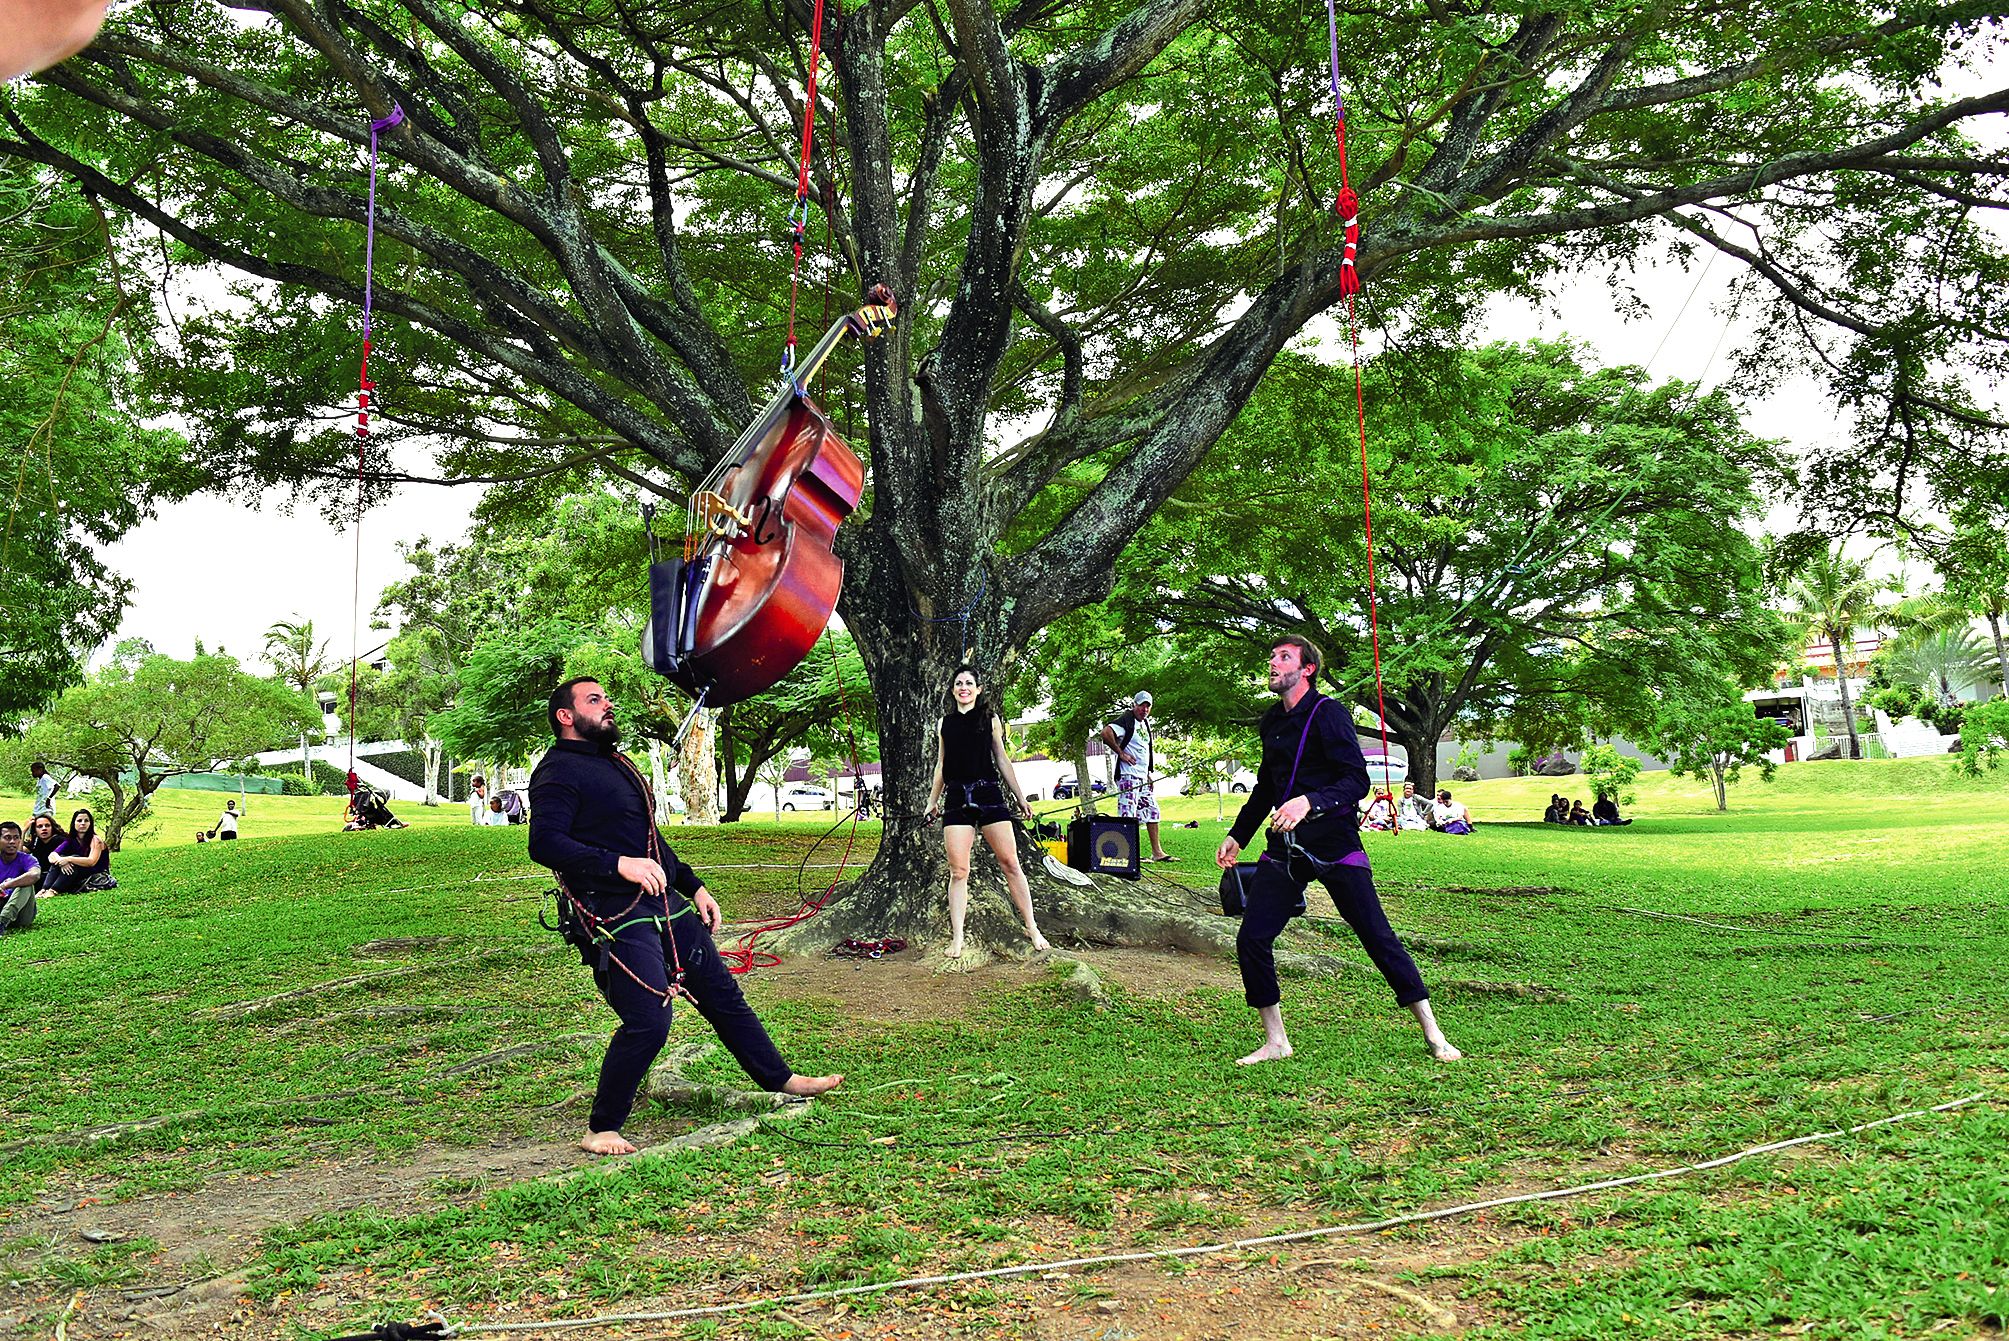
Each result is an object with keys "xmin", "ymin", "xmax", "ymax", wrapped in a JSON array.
[{"xmin": 2, "ymin": 759, "xmax": 2004, "ymax": 1338}]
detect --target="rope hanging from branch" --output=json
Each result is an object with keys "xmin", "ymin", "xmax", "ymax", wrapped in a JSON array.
[
  {"xmin": 1322, "ymin": 1, "xmax": 1397, "ymax": 807},
  {"xmin": 347, "ymin": 103, "xmax": 403, "ymax": 797}
]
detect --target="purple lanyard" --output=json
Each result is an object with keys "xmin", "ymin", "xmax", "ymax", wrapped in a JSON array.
[{"xmin": 1281, "ymin": 696, "xmax": 1325, "ymax": 800}]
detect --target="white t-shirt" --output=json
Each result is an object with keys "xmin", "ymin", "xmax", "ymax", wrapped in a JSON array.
[
  {"xmin": 1432, "ymin": 799, "xmax": 1470, "ymax": 827},
  {"xmin": 1108, "ymin": 712, "xmax": 1152, "ymax": 780},
  {"xmin": 214, "ymin": 809, "xmax": 239, "ymax": 836},
  {"xmin": 33, "ymin": 773, "xmax": 56, "ymax": 815},
  {"xmin": 470, "ymin": 793, "xmax": 489, "ymax": 824}
]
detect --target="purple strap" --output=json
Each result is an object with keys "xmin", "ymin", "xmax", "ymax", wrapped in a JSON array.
[
  {"xmin": 362, "ymin": 105, "xmax": 404, "ymax": 339},
  {"xmin": 1324, "ymin": 0, "xmax": 1344, "ymax": 127},
  {"xmin": 1281, "ymin": 696, "xmax": 1325, "ymax": 801}
]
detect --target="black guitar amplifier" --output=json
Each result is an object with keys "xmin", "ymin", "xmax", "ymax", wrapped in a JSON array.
[{"xmin": 1067, "ymin": 815, "xmax": 1141, "ymax": 880}]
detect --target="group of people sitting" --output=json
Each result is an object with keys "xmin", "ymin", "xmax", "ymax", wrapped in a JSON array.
[
  {"xmin": 1, "ymin": 774, "xmax": 117, "ymax": 937},
  {"xmin": 1543, "ymin": 793, "xmax": 1631, "ymax": 826},
  {"xmin": 1360, "ymin": 781, "xmax": 1477, "ymax": 835}
]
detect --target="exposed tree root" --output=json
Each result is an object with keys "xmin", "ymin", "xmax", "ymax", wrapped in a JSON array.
[
  {"xmin": 351, "ymin": 935, "xmax": 459, "ymax": 957},
  {"xmin": 198, "ymin": 947, "xmax": 543, "ymax": 1020},
  {"xmin": 437, "ymin": 1033, "xmax": 602, "ymax": 1077},
  {"xmin": 1050, "ymin": 954, "xmax": 1112, "ymax": 1011},
  {"xmin": 1292, "ymin": 1260, "xmax": 1458, "ymax": 1331},
  {"xmin": 0, "ymin": 1088, "xmax": 368, "ymax": 1154},
  {"xmin": 269, "ymin": 1005, "xmax": 464, "ymax": 1036}
]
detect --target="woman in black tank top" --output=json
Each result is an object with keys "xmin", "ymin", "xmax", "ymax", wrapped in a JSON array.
[{"xmin": 924, "ymin": 664, "xmax": 1047, "ymax": 958}]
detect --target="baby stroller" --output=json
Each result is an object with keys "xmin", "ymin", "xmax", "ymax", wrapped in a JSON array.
[
  {"xmin": 349, "ymin": 783, "xmax": 408, "ymax": 830},
  {"xmin": 497, "ymin": 789, "xmax": 527, "ymax": 824}
]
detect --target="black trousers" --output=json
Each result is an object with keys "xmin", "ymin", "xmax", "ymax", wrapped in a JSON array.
[
  {"xmin": 1235, "ymin": 835, "xmax": 1429, "ymax": 1010},
  {"xmin": 586, "ymin": 904, "xmax": 794, "ymax": 1133}
]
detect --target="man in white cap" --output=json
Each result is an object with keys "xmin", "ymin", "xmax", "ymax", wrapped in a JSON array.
[{"xmin": 1102, "ymin": 691, "xmax": 1173, "ymax": 861}]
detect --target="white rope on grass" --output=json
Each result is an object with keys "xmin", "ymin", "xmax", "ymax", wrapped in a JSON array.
[{"xmin": 445, "ymin": 1091, "xmax": 1993, "ymax": 1335}]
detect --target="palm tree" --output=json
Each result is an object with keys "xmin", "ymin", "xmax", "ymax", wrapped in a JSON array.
[
  {"xmin": 264, "ymin": 617, "xmax": 334, "ymax": 777},
  {"xmin": 1884, "ymin": 627, "xmax": 1996, "ymax": 706},
  {"xmin": 1781, "ymin": 547, "xmax": 1892, "ymax": 761}
]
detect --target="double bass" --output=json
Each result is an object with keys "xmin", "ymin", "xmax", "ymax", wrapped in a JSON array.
[{"xmin": 643, "ymin": 285, "xmax": 897, "ymax": 711}]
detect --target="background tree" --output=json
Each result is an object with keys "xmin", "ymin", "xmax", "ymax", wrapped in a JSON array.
[
  {"xmin": 0, "ymin": 650, "xmax": 316, "ymax": 846},
  {"xmin": 1113, "ymin": 344, "xmax": 1791, "ymax": 791},
  {"xmin": 1578, "ymin": 743, "xmax": 1641, "ymax": 807},
  {"xmin": 1652, "ymin": 684, "xmax": 1794, "ymax": 812},
  {"xmin": 262, "ymin": 617, "xmax": 335, "ymax": 777},
  {"xmin": 0, "ymin": 166, "xmax": 196, "ymax": 716},
  {"xmin": 1880, "ymin": 627, "xmax": 1996, "ymax": 708},
  {"xmin": 1931, "ymin": 511, "xmax": 2009, "ymax": 699},
  {"xmin": 1778, "ymin": 547, "xmax": 1895, "ymax": 760},
  {"xmin": 10, "ymin": 0, "xmax": 2009, "ymax": 945}
]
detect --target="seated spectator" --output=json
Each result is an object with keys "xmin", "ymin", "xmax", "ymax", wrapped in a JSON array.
[
  {"xmin": 1567, "ymin": 799, "xmax": 1591, "ymax": 826},
  {"xmin": 1361, "ymin": 791, "xmax": 1395, "ymax": 831},
  {"xmin": 1592, "ymin": 795, "xmax": 1632, "ymax": 826},
  {"xmin": 1542, "ymin": 793, "xmax": 1567, "ymax": 823},
  {"xmin": 0, "ymin": 821, "xmax": 42, "ymax": 934},
  {"xmin": 483, "ymin": 795, "xmax": 510, "ymax": 826},
  {"xmin": 41, "ymin": 808, "xmax": 113, "ymax": 892},
  {"xmin": 1395, "ymin": 782, "xmax": 1431, "ymax": 831},
  {"xmin": 210, "ymin": 798, "xmax": 242, "ymax": 841},
  {"xmin": 1432, "ymin": 789, "xmax": 1475, "ymax": 835},
  {"xmin": 25, "ymin": 814, "xmax": 61, "ymax": 868}
]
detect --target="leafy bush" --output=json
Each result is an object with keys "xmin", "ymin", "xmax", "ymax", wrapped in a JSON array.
[
  {"xmin": 1579, "ymin": 743, "xmax": 1641, "ymax": 804},
  {"xmin": 1506, "ymin": 744, "xmax": 1533, "ymax": 777},
  {"xmin": 279, "ymin": 774, "xmax": 317, "ymax": 796},
  {"xmin": 1865, "ymin": 684, "xmax": 1923, "ymax": 721},
  {"xmin": 1957, "ymin": 700, "xmax": 2009, "ymax": 777}
]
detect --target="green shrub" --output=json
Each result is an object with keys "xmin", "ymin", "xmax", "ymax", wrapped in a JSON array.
[
  {"xmin": 279, "ymin": 774, "xmax": 317, "ymax": 796},
  {"xmin": 1506, "ymin": 744, "xmax": 1532, "ymax": 777},
  {"xmin": 1580, "ymin": 742, "xmax": 1641, "ymax": 804}
]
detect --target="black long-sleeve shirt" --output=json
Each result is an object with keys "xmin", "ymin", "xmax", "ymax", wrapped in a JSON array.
[
  {"xmin": 1229, "ymin": 691, "xmax": 1372, "ymax": 851},
  {"xmin": 527, "ymin": 738, "xmax": 703, "ymax": 904}
]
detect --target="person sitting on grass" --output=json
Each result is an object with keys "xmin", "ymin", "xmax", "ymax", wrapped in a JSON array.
[
  {"xmin": 1361, "ymin": 791, "xmax": 1395, "ymax": 831},
  {"xmin": 1567, "ymin": 799, "xmax": 1592, "ymax": 826},
  {"xmin": 41, "ymin": 808, "xmax": 113, "ymax": 892},
  {"xmin": 1592, "ymin": 794, "xmax": 1632, "ymax": 826},
  {"xmin": 529, "ymin": 676, "xmax": 842, "ymax": 1157},
  {"xmin": 1542, "ymin": 793, "xmax": 1567, "ymax": 823},
  {"xmin": 25, "ymin": 814, "xmax": 61, "ymax": 868},
  {"xmin": 1395, "ymin": 781, "xmax": 1431, "ymax": 831},
  {"xmin": 0, "ymin": 821, "xmax": 42, "ymax": 935},
  {"xmin": 1431, "ymin": 789, "xmax": 1475, "ymax": 835}
]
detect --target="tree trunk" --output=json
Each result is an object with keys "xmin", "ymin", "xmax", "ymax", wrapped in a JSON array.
[
  {"xmin": 1988, "ymin": 608, "xmax": 2009, "ymax": 700},
  {"xmin": 422, "ymin": 738, "xmax": 441, "ymax": 806},
  {"xmin": 1075, "ymin": 733, "xmax": 1097, "ymax": 816},
  {"xmin": 647, "ymin": 741, "xmax": 675, "ymax": 825},
  {"xmin": 1833, "ymin": 637, "xmax": 1864, "ymax": 761},
  {"xmin": 300, "ymin": 730, "xmax": 312, "ymax": 779},
  {"xmin": 1710, "ymin": 758, "xmax": 1728, "ymax": 810},
  {"xmin": 1396, "ymin": 725, "xmax": 1440, "ymax": 796},
  {"xmin": 678, "ymin": 710, "xmax": 719, "ymax": 825}
]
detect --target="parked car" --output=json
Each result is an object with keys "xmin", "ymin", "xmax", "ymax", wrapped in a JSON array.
[
  {"xmin": 1050, "ymin": 776, "xmax": 1109, "ymax": 800},
  {"xmin": 1223, "ymin": 753, "xmax": 1407, "ymax": 792},
  {"xmin": 779, "ymin": 784, "xmax": 835, "ymax": 811}
]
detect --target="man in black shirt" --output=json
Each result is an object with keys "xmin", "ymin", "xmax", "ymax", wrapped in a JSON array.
[
  {"xmin": 1215, "ymin": 637, "xmax": 1460, "ymax": 1065},
  {"xmin": 529, "ymin": 677, "xmax": 841, "ymax": 1155}
]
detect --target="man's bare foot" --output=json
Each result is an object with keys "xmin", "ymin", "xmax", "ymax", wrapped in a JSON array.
[
  {"xmin": 579, "ymin": 1129, "xmax": 637, "ymax": 1156},
  {"xmin": 1427, "ymin": 1037, "xmax": 1463, "ymax": 1062},
  {"xmin": 781, "ymin": 1073, "xmax": 844, "ymax": 1097},
  {"xmin": 1235, "ymin": 1040, "xmax": 1293, "ymax": 1065},
  {"xmin": 1028, "ymin": 933, "xmax": 1052, "ymax": 953},
  {"xmin": 944, "ymin": 940, "xmax": 965, "ymax": 959}
]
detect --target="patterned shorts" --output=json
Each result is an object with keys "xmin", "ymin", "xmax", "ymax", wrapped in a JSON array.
[{"xmin": 1116, "ymin": 773, "xmax": 1159, "ymax": 823}]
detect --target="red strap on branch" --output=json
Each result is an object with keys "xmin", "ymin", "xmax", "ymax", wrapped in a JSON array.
[{"xmin": 782, "ymin": 0, "xmax": 828, "ymax": 377}]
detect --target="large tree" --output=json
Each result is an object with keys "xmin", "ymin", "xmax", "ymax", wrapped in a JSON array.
[
  {"xmin": 1105, "ymin": 343, "xmax": 1792, "ymax": 792},
  {"xmin": 0, "ymin": 166, "xmax": 195, "ymax": 717},
  {"xmin": 8, "ymin": 0, "xmax": 2009, "ymax": 944}
]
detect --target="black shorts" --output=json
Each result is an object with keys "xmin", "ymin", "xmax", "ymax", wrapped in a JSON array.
[
  {"xmin": 942, "ymin": 779, "xmax": 1011, "ymax": 829},
  {"xmin": 218, "ymin": 830, "xmax": 238, "ymax": 840}
]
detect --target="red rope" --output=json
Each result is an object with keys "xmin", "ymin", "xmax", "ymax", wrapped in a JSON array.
[{"xmin": 1326, "ymin": 34, "xmax": 1393, "ymax": 814}]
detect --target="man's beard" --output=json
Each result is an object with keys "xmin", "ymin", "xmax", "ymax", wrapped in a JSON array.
[{"xmin": 577, "ymin": 714, "xmax": 622, "ymax": 746}]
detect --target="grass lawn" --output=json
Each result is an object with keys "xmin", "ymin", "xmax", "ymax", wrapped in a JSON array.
[{"xmin": 1, "ymin": 758, "xmax": 2003, "ymax": 1339}]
